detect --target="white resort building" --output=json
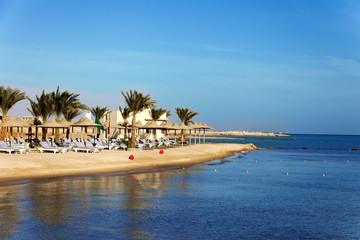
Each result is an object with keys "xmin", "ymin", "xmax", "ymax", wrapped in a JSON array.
[{"xmin": 91, "ymin": 108, "xmax": 168, "ymax": 140}]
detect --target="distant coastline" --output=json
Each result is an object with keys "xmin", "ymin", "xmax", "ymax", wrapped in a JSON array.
[{"xmin": 205, "ymin": 131, "xmax": 291, "ymax": 137}]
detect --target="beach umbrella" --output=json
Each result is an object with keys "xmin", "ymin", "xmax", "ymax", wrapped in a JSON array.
[
  {"xmin": 187, "ymin": 122, "xmax": 195, "ymax": 145},
  {"xmin": 201, "ymin": 123, "xmax": 213, "ymax": 143},
  {"xmin": 39, "ymin": 119, "xmax": 68, "ymax": 145},
  {"xmin": 59, "ymin": 118, "xmax": 73, "ymax": 139},
  {"xmin": 14, "ymin": 118, "xmax": 31, "ymax": 141},
  {"xmin": 104, "ymin": 119, "xmax": 125, "ymax": 138},
  {"xmin": 0, "ymin": 117, "xmax": 30, "ymax": 141},
  {"xmin": 160, "ymin": 121, "xmax": 174, "ymax": 147},
  {"xmin": 0, "ymin": 116, "xmax": 29, "ymax": 127},
  {"xmin": 126, "ymin": 121, "xmax": 143, "ymax": 144},
  {"xmin": 72, "ymin": 117, "xmax": 101, "ymax": 129},
  {"xmin": 141, "ymin": 121, "xmax": 160, "ymax": 149},
  {"xmin": 71, "ymin": 117, "xmax": 102, "ymax": 142},
  {"xmin": 171, "ymin": 122, "xmax": 184, "ymax": 146},
  {"xmin": 178, "ymin": 122, "xmax": 192, "ymax": 146},
  {"xmin": 191, "ymin": 122, "xmax": 202, "ymax": 144},
  {"xmin": 25, "ymin": 118, "xmax": 43, "ymax": 140},
  {"xmin": 118, "ymin": 120, "xmax": 131, "ymax": 144},
  {"xmin": 39, "ymin": 118, "xmax": 65, "ymax": 128},
  {"xmin": 197, "ymin": 122, "xmax": 205, "ymax": 144},
  {"xmin": 59, "ymin": 118, "xmax": 72, "ymax": 127}
]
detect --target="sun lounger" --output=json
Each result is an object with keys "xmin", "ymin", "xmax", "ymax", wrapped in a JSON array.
[
  {"xmin": 0, "ymin": 141, "xmax": 27, "ymax": 154},
  {"xmin": 109, "ymin": 140, "xmax": 127, "ymax": 150},
  {"xmin": 72, "ymin": 141, "xmax": 97, "ymax": 153},
  {"xmin": 38, "ymin": 141, "xmax": 68, "ymax": 153}
]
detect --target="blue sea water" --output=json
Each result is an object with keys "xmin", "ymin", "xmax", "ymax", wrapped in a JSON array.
[{"xmin": 0, "ymin": 134, "xmax": 359, "ymax": 239}]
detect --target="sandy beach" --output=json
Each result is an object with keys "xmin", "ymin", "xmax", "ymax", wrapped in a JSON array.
[{"xmin": 0, "ymin": 143, "xmax": 257, "ymax": 184}]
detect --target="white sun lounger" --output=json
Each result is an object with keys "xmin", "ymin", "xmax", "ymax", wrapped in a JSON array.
[
  {"xmin": 72, "ymin": 141, "xmax": 96, "ymax": 153},
  {"xmin": 0, "ymin": 141, "xmax": 27, "ymax": 154},
  {"xmin": 39, "ymin": 141, "xmax": 68, "ymax": 153}
]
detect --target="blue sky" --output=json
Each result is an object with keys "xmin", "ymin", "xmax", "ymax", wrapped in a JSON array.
[{"xmin": 0, "ymin": 0, "xmax": 359, "ymax": 134}]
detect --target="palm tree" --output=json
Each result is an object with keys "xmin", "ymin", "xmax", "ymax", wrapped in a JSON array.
[
  {"xmin": 121, "ymin": 90, "xmax": 156, "ymax": 148},
  {"xmin": 91, "ymin": 106, "xmax": 109, "ymax": 121},
  {"xmin": 52, "ymin": 86, "xmax": 88, "ymax": 142},
  {"xmin": 0, "ymin": 86, "xmax": 27, "ymax": 118},
  {"xmin": 0, "ymin": 86, "xmax": 26, "ymax": 140},
  {"xmin": 52, "ymin": 86, "xmax": 88, "ymax": 121},
  {"xmin": 27, "ymin": 91, "xmax": 54, "ymax": 141},
  {"xmin": 175, "ymin": 108, "xmax": 199, "ymax": 125},
  {"xmin": 63, "ymin": 108, "xmax": 82, "ymax": 139},
  {"xmin": 91, "ymin": 106, "xmax": 108, "ymax": 138},
  {"xmin": 149, "ymin": 107, "xmax": 167, "ymax": 142},
  {"xmin": 166, "ymin": 110, "xmax": 171, "ymax": 117},
  {"xmin": 175, "ymin": 107, "xmax": 199, "ymax": 143},
  {"xmin": 63, "ymin": 108, "xmax": 82, "ymax": 121},
  {"xmin": 119, "ymin": 106, "xmax": 131, "ymax": 142}
]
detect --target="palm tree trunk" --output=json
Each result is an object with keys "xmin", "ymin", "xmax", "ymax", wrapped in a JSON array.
[
  {"xmin": 42, "ymin": 127, "xmax": 47, "ymax": 141},
  {"xmin": 153, "ymin": 128, "xmax": 156, "ymax": 149},
  {"xmin": 0, "ymin": 127, "xmax": 5, "ymax": 141},
  {"xmin": 124, "ymin": 125, "xmax": 128, "ymax": 140},
  {"xmin": 130, "ymin": 116, "xmax": 136, "ymax": 148}
]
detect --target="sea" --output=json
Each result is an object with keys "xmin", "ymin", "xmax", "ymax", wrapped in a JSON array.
[{"xmin": 0, "ymin": 134, "xmax": 359, "ymax": 240}]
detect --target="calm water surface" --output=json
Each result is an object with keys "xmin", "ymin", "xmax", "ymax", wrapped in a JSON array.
[{"xmin": 0, "ymin": 134, "xmax": 360, "ymax": 239}]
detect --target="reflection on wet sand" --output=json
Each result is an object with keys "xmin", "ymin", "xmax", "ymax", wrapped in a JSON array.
[{"xmin": 0, "ymin": 165, "xmax": 205, "ymax": 239}]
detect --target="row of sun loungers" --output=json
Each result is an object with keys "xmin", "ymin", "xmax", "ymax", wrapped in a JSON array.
[
  {"xmin": 0, "ymin": 141, "xmax": 30, "ymax": 154},
  {"xmin": 0, "ymin": 137, "xmax": 176, "ymax": 154},
  {"xmin": 38, "ymin": 141, "xmax": 70, "ymax": 153},
  {"xmin": 137, "ymin": 138, "xmax": 175, "ymax": 148}
]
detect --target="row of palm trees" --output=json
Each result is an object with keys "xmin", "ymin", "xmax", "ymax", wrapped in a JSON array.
[{"xmin": 0, "ymin": 86, "xmax": 200, "ymax": 148}]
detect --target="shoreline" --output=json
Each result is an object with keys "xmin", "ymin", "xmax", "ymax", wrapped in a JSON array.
[{"xmin": 0, "ymin": 143, "xmax": 257, "ymax": 184}]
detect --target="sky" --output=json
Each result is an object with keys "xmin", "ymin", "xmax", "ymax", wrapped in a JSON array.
[{"xmin": 0, "ymin": 0, "xmax": 359, "ymax": 134}]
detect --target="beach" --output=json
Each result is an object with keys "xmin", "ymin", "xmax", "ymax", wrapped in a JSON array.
[{"xmin": 0, "ymin": 143, "xmax": 257, "ymax": 183}]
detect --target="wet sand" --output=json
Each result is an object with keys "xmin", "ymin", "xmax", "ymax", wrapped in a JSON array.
[{"xmin": 0, "ymin": 143, "xmax": 257, "ymax": 183}]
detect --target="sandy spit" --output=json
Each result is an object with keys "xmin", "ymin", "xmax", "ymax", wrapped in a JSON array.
[{"xmin": 0, "ymin": 143, "xmax": 257, "ymax": 183}]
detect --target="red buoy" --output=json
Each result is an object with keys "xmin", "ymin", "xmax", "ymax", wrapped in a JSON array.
[
  {"xmin": 129, "ymin": 155, "xmax": 134, "ymax": 160},
  {"xmin": 159, "ymin": 150, "xmax": 164, "ymax": 154}
]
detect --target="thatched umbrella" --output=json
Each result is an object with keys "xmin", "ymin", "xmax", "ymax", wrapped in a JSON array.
[
  {"xmin": 142, "ymin": 121, "xmax": 162, "ymax": 149},
  {"xmin": 0, "ymin": 117, "xmax": 30, "ymax": 145},
  {"xmin": 172, "ymin": 122, "xmax": 192, "ymax": 147},
  {"xmin": 179, "ymin": 122, "xmax": 192, "ymax": 146},
  {"xmin": 71, "ymin": 118, "xmax": 102, "ymax": 145},
  {"xmin": 127, "ymin": 121, "xmax": 143, "ymax": 144},
  {"xmin": 118, "ymin": 120, "xmax": 131, "ymax": 143},
  {"xmin": 187, "ymin": 122, "xmax": 195, "ymax": 145},
  {"xmin": 59, "ymin": 118, "xmax": 72, "ymax": 139},
  {"xmin": 191, "ymin": 122, "xmax": 201, "ymax": 144},
  {"xmin": 199, "ymin": 123, "xmax": 214, "ymax": 143},
  {"xmin": 104, "ymin": 119, "xmax": 125, "ymax": 139},
  {"xmin": 39, "ymin": 119, "xmax": 69, "ymax": 146},
  {"xmin": 59, "ymin": 118, "xmax": 72, "ymax": 127},
  {"xmin": 159, "ymin": 121, "xmax": 174, "ymax": 147}
]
